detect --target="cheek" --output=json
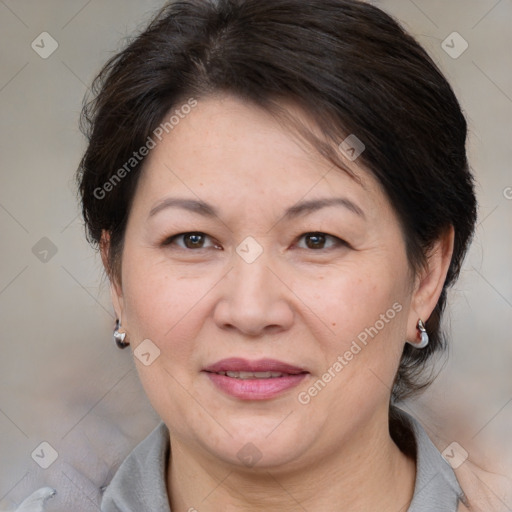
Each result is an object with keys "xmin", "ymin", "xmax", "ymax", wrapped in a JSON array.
[
  {"xmin": 290, "ymin": 263, "xmax": 409, "ymax": 350},
  {"xmin": 119, "ymin": 254, "xmax": 218, "ymax": 426},
  {"xmin": 120, "ymin": 248, "xmax": 212, "ymax": 358},
  {"xmin": 296, "ymin": 268, "xmax": 410, "ymax": 405}
]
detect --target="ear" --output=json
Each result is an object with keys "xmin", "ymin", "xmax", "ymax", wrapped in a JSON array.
[
  {"xmin": 100, "ymin": 230, "xmax": 124, "ymax": 321},
  {"xmin": 407, "ymin": 226, "xmax": 455, "ymax": 341}
]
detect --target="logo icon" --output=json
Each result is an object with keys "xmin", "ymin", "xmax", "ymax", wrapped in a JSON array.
[
  {"xmin": 134, "ymin": 339, "xmax": 161, "ymax": 366},
  {"xmin": 31, "ymin": 32, "xmax": 59, "ymax": 59},
  {"xmin": 32, "ymin": 237, "xmax": 58, "ymax": 263},
  {"xmin": 236, "ymin": 442, "xmax": 263, "ymax": 467},
  {"xmin": 442, "ymin": 441, "xmax": 468, "ymax": 469},
  {"xmin": 441, "ymin": 32, "xmax": 469, "ymax": 59},
  {"xmin": 339, "ymin": 134, "xmax": 365, "ymax": 161},
  {"xmin": 236, "ymin": 236, "xmax": 264, "ymax": 264},
  {"xmin": 31, "ymin": 441, "xmax": 59, "ymax": 469}
]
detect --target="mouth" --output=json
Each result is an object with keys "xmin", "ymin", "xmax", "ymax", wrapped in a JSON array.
[
  {"xmin": 202, "ymin": 358, "xmax": 309, "ymax": 400},
  {"xmin": 211, "ymin": 370, "xmax": 294, "ymax": 379}
]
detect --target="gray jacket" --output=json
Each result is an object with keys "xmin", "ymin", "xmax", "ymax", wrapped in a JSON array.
[{"xmin": 101, "ymin": 407, "xmax": 466, "ymax": 511}]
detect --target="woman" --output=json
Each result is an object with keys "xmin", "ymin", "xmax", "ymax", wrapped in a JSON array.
[{"xmin": 77, "ymin": 0, "xmax": 479, "ymax": 510}]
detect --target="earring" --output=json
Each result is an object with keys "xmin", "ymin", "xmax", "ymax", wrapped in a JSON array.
[
  {"xmin": 113, "ymin": 318, "xmax": 129, "ymax": 349},
  {"xmin": 407, "ymin": 319, "xmax": 429, "ymax": 349}
]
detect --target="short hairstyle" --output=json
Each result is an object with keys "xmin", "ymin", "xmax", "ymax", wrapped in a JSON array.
[{"xmin": 77, "ymin": 0, "xmax": 477, "ymax": 402}]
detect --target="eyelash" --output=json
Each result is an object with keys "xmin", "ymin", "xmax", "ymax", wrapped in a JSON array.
[{"xmin": 161, "ymin": 232, "xmax": 349, "ymax": 251}]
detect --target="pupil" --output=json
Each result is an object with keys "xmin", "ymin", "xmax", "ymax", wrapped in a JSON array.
[
  {"xmin": 307, "ymin": 234, "xmax": 325, "ymax": 249},
  {"xmin": 186, "ymin": 234, "xmax": 203, "ymax": 248}
]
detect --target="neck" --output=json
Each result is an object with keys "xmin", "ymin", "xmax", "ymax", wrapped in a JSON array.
[{"xmin": 167, "ymin": 409, "xmax": 416, "ymax": 512}]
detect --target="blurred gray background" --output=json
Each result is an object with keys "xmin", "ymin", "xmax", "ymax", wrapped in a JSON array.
[{"xmin": 0, "ymin": 1, "xmax": 511, "ymax": 510}]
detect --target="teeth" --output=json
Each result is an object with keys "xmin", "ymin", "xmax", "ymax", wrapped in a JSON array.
[{"xmin": 217, "ymin": 371, "xmax": 285, "ymax": 379}]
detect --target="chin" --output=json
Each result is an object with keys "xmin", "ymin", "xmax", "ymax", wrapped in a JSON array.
[
  {"xmin": 223, "ymin": 440, "xmax": 306, "ymax": 471},
  {"xmin": 204, "ymin": 419, "xmax": 312, "ymax": 470}
]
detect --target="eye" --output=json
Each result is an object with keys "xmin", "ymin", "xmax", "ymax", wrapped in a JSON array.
[
  {"xmin": 295, "ymin": 232, "xmax": 347, "ymax": 250},
  {"xmin": 162, "ymin": 232, "xmax": 221, "ymax": 250}
]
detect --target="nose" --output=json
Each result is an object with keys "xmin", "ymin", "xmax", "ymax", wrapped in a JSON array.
[{"xmin": 213, "ymin": 252, "xmax": 294, "ymax": 337}]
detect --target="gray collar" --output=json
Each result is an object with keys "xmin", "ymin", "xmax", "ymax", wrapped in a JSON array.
[
  {"xmin": 101, "ymin": 421, "xmax": 171, "ymax": 512},
  {"xmin": 101, "ymin": 408, "xmax": 465, "ymax": 511},
  {"xmin": 393, "ymin": 406, "xmax": 467, "ymax": 511}
]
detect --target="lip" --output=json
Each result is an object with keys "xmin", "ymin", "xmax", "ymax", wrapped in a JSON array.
[
  {"xmin": 203, "ymin": 357, "xmax": 307, "ymax": 374},
  {"xmin": 203, "ymin": 358, "xmax": 309, "ymax": 400}
]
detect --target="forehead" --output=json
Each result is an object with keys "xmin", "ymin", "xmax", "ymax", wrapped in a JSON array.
[{"xmin": 133, "ymin": 94, "xmax": 390, "ymax": 221}]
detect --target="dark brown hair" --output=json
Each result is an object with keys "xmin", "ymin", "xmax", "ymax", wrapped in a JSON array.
[{"xmin": 77, "ymin": 0, "xmax": 477, "ymax": 402}]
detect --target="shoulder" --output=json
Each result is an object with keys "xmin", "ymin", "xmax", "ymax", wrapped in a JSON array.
[
  {"xmin": 453, "ymin": 460, "xmax": 512, "ymax": 512},
  {"xmin": 101, "ymin": 421, "xmax": 171, "ymax": 512},
  {"xmin": 392, "ymin": 406, "xmax": 512, "ymax": 512},
  {"xmin": 391, "ymin": 406, "xmax": 465, "ymax": 512}
]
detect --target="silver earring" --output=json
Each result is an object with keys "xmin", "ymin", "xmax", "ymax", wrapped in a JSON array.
[
  {"xmin": 113, "ymin": 319, "xmax": 129, "ymax": 349},
  {"xmin": 407, "ymin": 319, "xmax": 429, "ymax": 349}
]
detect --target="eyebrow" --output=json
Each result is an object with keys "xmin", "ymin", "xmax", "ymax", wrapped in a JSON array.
[
  {"xmin": 149, "ymin": 197, "xmax": 365, "ymax": 220},
  {"xmin": 149, "ymin": 198, "xmax": 218, "ymax": 218},
  {"xmin": 283, "ymin": 197, "xmax": 365, "ymax": 220}
]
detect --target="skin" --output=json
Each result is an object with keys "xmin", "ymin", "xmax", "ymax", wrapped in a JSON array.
[{"xmin": 103, "ymin": 94, "xmax": 454, "ymax": 512}]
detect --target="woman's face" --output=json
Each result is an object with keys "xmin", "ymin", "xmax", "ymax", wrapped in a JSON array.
[{"xmin": 111, "ymin": 94, "xmax": 424, "ymax": 469}]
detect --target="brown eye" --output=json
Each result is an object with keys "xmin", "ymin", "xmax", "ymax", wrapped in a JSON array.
[
  {"xmin": 182, "ymin": 233, "xmax": 207, "ymax": 249},
  {"xmin": 163, "ymin": 232, "xmax": 220, "ymax": 250},
  {"xmin": 297, "ymin": 232, "xmax": 346, "ymax": 250}
]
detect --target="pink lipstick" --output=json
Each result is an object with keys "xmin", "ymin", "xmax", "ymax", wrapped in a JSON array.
[{"xmin": 203, "ymin": 358, "xmax": 309, "ymax": 400}]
